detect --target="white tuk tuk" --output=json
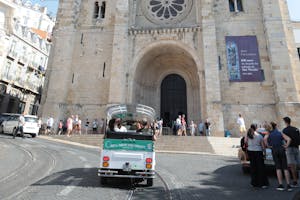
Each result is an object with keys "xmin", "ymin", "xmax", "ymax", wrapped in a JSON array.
[{"xmin": 98, "ymin": 104, "xmax": 156, "ymax": 186}]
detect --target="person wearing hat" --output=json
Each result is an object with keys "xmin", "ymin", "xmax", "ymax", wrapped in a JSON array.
[{"xmin": 282, "ymin": 117, "xmax": 300, "ymax": 188}]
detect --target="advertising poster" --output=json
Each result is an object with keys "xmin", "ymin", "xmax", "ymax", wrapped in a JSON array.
[{"xmin": 225, "ymin": 36, "xmax": 263, "ymax": 82}]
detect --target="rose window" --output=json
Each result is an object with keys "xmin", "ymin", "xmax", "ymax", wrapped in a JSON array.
[{"xmin": 142, "ymin": 0, "xmax": 193, "ymax": 24}]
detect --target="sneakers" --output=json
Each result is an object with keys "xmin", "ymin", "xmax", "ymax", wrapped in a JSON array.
[
  {"xmin": 286, "ymin": 184, "xmax": 293, "ymax": 192},
  {"xmin": 276, "ymin": 185, "xmax": 285, "ymax": 191},
  {"xmin": 291, "ymin": 182, "xmax": 299, "ymax": 188},
  {"xmin": 261, "ymin": 185, "xmax": 268, "ymax": 189}
]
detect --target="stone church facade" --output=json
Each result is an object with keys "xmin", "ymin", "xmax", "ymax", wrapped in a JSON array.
[{"xmin": 41, "ymin": 0, "xmax": 300, "ymax": 136}]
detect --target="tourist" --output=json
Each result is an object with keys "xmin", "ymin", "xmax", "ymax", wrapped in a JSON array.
[
  {"xmin": 92, "ymin": 119, "xmax": 98, "ymax": 133},
  {"xmin": 73, "ymin": 115, "xmax": 79, "ymax": 134},
  {"xmin": 237, "ymin": 114, "xmax": 246, "ymax": 137},
  {"xmin": 205, "ymin": 119, "xmax": 211, "ymax": 136},
  {"xmin": 57, "ymin": 120, "xmax": 63, "ymax": 135},
  {"xmin": 189, "ymin": 120, "xmax": 196, "ymax": 136},
  {"xmin": 77, "ymin": 117, "xmax": 82, "ymax": 135},
  {"xmin": 114, "ymin": 118, "xmax": 127, "ymax": 132},
  {"xmin": 181, "ymin": 114, "xmax": 187, "ymax": 136},
  {"xmin": 176, "ymin": 115, "xmax": 182, "ymax": 136},
  {"xmin": 66, "ymin": 116, "xmax": 73, "ymax": 137},
  {"xmin": 14, "ymin": 113, "xmax": 25, "ymax": 139},
  {"xmin": 198, "ymin": 120, "xmax": 204, "ymax": 136},
  {"xmin": 264, "ymin": 122, "xmax": 292, "ymax": 191},
  {"xmin": 46, "ymin": 117, "xmax": 54, "ymax": 135},
  {"xmin": 245, "ymin": 124, "xmax": 269, "ymax": 188},
  {"xmin": 154, "ymin": 119, "xmax": 160, "ymax": 136},
  {"xmin": 282, "ymin": 117, "xmax": 300, "ymax": 187},
  {"xmin": 85, "ymin": 118, "xmax": 90, "ymax": 134},
  {"xmin": 158, "ymin": 118, "xmax": 163, "ymax": 136}
]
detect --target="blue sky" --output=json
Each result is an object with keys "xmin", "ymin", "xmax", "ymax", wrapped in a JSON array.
[
  {"xmin": 31, "ymin": 0, "xmax": 300, "ymax": 21},
  {"xmin": 31, "ymin": 0, "xmax": 59, "ymax": 16},
  {"xmin": 287, "ymin": 0, "xmax": 300, "ymax": 21}
]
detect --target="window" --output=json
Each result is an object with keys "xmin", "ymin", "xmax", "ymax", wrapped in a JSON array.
[
  {"xmin": 229, "ymin": 0, "xmax": 243, "ymax": 12},
  {"xmin": 237, "ymin": 0, "xmax": 243, "ymax": 11},
  {"xmin": 94, "ymin": 1, "xmax": 106, "ymax": 19},
  {"xmin": 298, "ymin": 48, "xmax": 300, "ymax": 60},
  {"xmin": 94, "ymin": 2, "xmax": 100, "ymax": 19},
  {"xmin": 100, "ymin": 2, "xmax": 106, "ymax": 19}
]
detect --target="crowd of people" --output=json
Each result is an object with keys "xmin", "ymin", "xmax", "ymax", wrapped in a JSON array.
[
  {"xmin": 41, "ymin": 115, "xmax": 105, "ymax": 137},
  {"xmin": 243, "ymin": 116, "xmax": 300, "ymax": 192},
  {"xmin": 172, "ymin": 114, "xmax": 212, "ymax": 136}
]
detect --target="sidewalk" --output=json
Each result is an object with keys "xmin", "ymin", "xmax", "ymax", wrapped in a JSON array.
[{"xmin": 39, "ymin": 135, "xmax": 241, "ymax": 157}]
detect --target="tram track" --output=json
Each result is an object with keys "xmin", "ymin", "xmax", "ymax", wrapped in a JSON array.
[
  {"xmin": 0, "ymin": 140, "xmax": 34, "ymax": 184},
  {"xmin": 1, "ymin": 138, "xmax": 57, "ymax": 200},
  {"xmin": 126, "ymin": 172, "xmax": 172, "ymax": 200}
]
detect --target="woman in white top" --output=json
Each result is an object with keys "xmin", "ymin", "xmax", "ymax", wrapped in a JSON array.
[{"xmin": 245, "ymin": 124, "xmax": 269, "ymax": 188}]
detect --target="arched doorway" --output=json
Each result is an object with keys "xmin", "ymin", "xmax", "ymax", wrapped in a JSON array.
[
  {"xmin": 131, "ymin": 42, "xmax": 202, "ymax": 128},
  {"xmin": 161, "ymin": 74, "xmax": 187, "ymax": 127}
]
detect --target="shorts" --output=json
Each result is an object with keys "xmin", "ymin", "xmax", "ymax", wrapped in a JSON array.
[
  {"xmin": 239, "ymin": 125, "xmax": 246, "ymax": 133},
  {"xmin": 286, "ymin": 147, "xmax": 300, "ymax": 165},
  {"xmin": 47, "ymin": 126, "xmax": 52, "ymax": 130},
  {"xmin": 272, "ymin": 147, "xmax": 288, "ymax": 170}
]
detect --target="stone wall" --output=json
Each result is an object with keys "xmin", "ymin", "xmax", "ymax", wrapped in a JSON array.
[{"xmin": 41, "ymin": 0, "xmax": 300, "ymax": 135}]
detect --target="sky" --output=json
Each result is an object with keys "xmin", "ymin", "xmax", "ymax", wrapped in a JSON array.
[
  {"xmin": 30, "ymin": 0, "xmax": 300, "ymax": 21},
  {"xmin": 30, "ymin": 0, "xmax": 59, "ymax": 17}
]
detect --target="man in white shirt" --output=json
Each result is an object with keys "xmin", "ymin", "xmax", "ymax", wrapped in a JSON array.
[
  {"xmin": 14, "ymin": 114, "xmax": 25, "ymax": 139},
  {"xmin": 237, "ymin": 114, "xmax": 246, "ymax": 137},
  {"xmin": 114, "ymin": 118, "xmax": 127, "ymax": 132},
  {"xmin": 176, "ymin": 115, "xmax": 182, "ymax": 136},
  {"xmin": 46, "ymin": 117, "xmax": 54, "ymax": 135}
]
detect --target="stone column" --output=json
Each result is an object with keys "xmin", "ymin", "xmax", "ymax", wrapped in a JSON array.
[
  {"xmin": 201, "ymin": 0, "xmax": 224, "ymax": 136},
  {"xmin": 261, "ymin": 0, "xmax": 300, "ymax": 127},
  {"xmin": 108, "ymin": 1, "xmax": 129, "ymax": 103}
]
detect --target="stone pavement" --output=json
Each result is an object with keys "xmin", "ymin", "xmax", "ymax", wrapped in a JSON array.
[{"xmin": 40, "ymin": 135, "xmax": 241, "ymax": 157}]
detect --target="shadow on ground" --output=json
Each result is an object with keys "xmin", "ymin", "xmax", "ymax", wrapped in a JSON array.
[
  {"xmin": 168, "ymin": 164, "xmax": 298, "ymax": 200},
  {"xmin": 30, "ymin": 158, "xmax": 300, "ymax": 200},
  {"xmin": 0, "ymin": 132, "xmax": 33, "ymax": 139},
  {"xmin": 32, "ymin": 168, "xmax": 151, "ymax": 190}
]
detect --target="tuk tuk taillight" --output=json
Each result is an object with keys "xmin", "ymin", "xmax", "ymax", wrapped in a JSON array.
[
  {"xmin": 146, "ymin": 164, "xmax": 152, "ymax": 169},
  {"xmin": 146, "ymin": 158, "xmax": 152, "ymax": 163},
  {"xmin": 103, "ymin": 156, "xmax": 110, "ymax": 161},
  {"xmin": 103, "ymin": 162, "xmax": 109, "ymax": 167}
]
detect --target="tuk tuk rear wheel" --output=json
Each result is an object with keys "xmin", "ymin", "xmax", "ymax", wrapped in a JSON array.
[{"xmin": 146, "ymin": 178, "xmax": 153, "ymax": 187}]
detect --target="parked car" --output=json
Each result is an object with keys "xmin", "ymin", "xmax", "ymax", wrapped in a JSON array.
[
  {"xmin": 0, "ymin": 113, "xmax": 19, "ymax": 125},
  {"xmin": 0, "ymin": 113, "xmax": 19, "ymax": 133},
  {"xmin": 1, "ymin": 114, "xmax": 40, "ymax": 138}
]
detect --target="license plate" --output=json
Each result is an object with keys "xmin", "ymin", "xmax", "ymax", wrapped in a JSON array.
[{"xmin": 123, "ymin": 163, "xmax": 132, "ymax": 172}]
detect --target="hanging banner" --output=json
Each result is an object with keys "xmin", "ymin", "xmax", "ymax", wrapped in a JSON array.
[{"xmin": 225, "ymin": 36, "xmax": 263, "ymax": 82}]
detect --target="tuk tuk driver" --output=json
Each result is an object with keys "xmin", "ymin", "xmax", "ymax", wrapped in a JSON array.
[{"xmin": 114, "ymin": 118, "xmax": 127, "ymax": 132}]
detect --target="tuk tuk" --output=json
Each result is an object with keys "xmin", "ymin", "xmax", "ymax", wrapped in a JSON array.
[{"xmin": 98, "ymin": 104, "xmax": 156, "ymax": 186}]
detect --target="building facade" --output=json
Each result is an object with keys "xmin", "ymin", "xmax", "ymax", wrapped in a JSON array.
[
  {"xmin": 42, "ymin": 0, "xmax": 300, "ymax": 136},
  {"xmin": 0, "ymin": 0, "xmax": 54, "ymax": 115}
]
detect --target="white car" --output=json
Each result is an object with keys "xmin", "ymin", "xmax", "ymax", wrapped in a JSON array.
[{"xmin": 1, "ymin": 114, "xmax": 40, "ymax": 138}]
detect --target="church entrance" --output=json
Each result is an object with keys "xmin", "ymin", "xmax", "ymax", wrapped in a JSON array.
[
  {"xmin": 132, "ymin": 42, "xmax": 202, "ymax": 131},
  {"xmin": 161, "ymin": 74, "xmax": 187, "ymax": 127}
]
